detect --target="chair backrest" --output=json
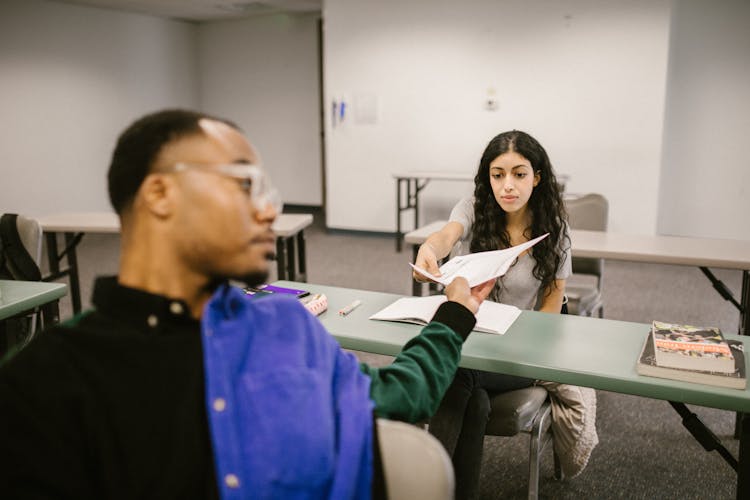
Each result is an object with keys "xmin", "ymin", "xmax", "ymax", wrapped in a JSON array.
[
  {"xmin": 377, "ymin": 418, "xmax": 454, "ymax": 500},
  {"xmin": 564, "ymin": 194, "xmax": 608, "ymax": 277},
  {"xmin": 565, "ymin": 193, "xmax": 608, "ymax": 232},
  {"xmin": 15, "ymin": 215, "xmax": 43, "ymax": 266},
  {"xmin": 0, "ymin": 214, "xmax": 45, "ymax": 345},
  {"xmin": 0, "ymin": 213, "xmax": 43, "ymax": 280}
]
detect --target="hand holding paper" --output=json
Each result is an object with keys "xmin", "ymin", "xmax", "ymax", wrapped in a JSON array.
[
  {"xmin": 444, "ymin": 276, "xmax": 495, "ymax": 314},
  {"xmin": 410, "ymin": 233, "xmax": 549, "ymax": 287}
]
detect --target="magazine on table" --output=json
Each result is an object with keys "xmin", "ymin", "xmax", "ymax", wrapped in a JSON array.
[
  {"xmin": 637, "ymin": 329, "xmax": 746, "ymax": 390},
  {"xmin": 651, "ymin": 320, "xmax": 734, "ymax": 374}
]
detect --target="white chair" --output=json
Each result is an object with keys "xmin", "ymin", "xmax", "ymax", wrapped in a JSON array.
[
  {"xmin": 377, "ymin": 418, "xmax": 455, "ymax": 499},
  {"xmin": 564, "ymin": 194, "xmax": 609, "ymax": 317}
]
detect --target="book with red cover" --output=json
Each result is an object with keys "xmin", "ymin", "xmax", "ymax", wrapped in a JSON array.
[
  {"xmin": 637, "ymin": 329, "xmax": 746, "ymax": 389},
  {"xmin": 651, "ymin": 320, "xmax": 735, "ymax": 374}
]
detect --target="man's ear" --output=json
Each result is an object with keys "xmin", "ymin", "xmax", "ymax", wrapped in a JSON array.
[{"xmin": 139, "ymin": 173, "xmax": 175, "ymax": 218}]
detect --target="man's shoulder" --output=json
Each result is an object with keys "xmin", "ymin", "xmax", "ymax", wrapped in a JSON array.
[
  {"xmin": 246, "ymin": 295, "xmax": 319, "ymax": 332},
  {"xmin": 236, "ymin": 293, "xmax": 338, "ymax": 351},
  {"xmin": 0, "ymin": 326, "xmax": 76, "ymax": 394},
  {"xmin": 245, "ymin": 292, "xmax": 309, "ymax": 317},
  {"xmin": 0, "ymin": 309, "xmax": 102, "ymax": 372}
]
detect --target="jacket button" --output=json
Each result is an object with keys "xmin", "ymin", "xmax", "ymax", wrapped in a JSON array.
[{"xmin": 224, "ymin": 474, "xmax": 240, "ymax": 488}]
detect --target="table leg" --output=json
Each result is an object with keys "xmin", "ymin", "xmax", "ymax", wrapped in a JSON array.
[
  {"xmin": 738, "ymin": 412, "xmax": 749, "ymax": 499},
  {"xmin": 40, "ymin": 300, "xmax": 60, "ymax": 329},
  {"xmin": 396, "ymin": 179, "xmax": 404, "ymax": 252},
  {"xmin": 395, "ymin": 176, "xmax": 428, "ymax": 252},
  {"xmin": 64, "ymin": 232, "xmax": 82, "ymax": 314},
  {"xmin": 276, "ymin": 238, "xmax": 287, "ymax": 281},
  {"xmin": 287, "ymin": 236, "xmax": 297, "ymax": 282},
  {"xmin": 45, "ymin": 233, "xmax": 60, "ymax": 276},
  {"xmin": 669, "ymin": 401, "xmax": 738, "ymax": 471},
  {"xmin": 296, "ymin": 231, "xmax": 307, "ymax": 282},
  {"xmin": 43, "ymin": 231, "xmax": 85, "ymax": 315},
  {"xmin": 740, "ymin": 271, "xmax": 749, "ymax": 336},
  {"xmin": 412, "ymin": 179, "xmax": 420, "ymax": 234},
  {"xmin": 411, "ymin": 245, "xmax": 421, "ymax": 296}
]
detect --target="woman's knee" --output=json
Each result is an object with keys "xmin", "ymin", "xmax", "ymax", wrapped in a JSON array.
[
  {"xmin": 454, "ymin": 368, "xmax": 482, "ymax": 391},
  {"xmin": 466, "ymin": 388, "xmax": 491, "ymax": 422}
]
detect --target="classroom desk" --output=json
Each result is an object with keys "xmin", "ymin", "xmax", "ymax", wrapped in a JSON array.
[
  {"xmin": 275, "ymin": 279, "xmax": 750, "ymax": 498},
  {"xmin": 570, "ymin": 229, "xmax": 750, "ymax": 336},
  {"xmin": 0, "ymin": 280, "xmax": 67, "ymax": 324},
  {"xmin": 393, "ymin": 171, "xmax": 569, "ymax": 252},
  {"xmin": 393, "ymin": 171, "xmax": 473, "ymax": 252},
  {"xmin": 403, "ymin": 225, "xmax": 750, "ymax": 335},
  {"xmin": 38, "ymin": 212, "xmax": 314, "ymax": 314},
  {"xmin": 272, "ymin": 213, "xmax": 313, "ymax": 283}
]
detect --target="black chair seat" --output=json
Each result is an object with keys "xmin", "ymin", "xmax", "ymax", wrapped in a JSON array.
[{"xmin": 486, "ymin": 386, "xmax": 549, "ymax": 436}]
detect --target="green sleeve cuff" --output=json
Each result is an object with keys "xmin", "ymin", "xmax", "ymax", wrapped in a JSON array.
[{"xmin": 431, "ymin": 301, "xmax": 476, "ymax": 341}]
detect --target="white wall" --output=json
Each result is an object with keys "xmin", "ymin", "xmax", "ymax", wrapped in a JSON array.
[
  {"xmin": 323, "ymin": 0, "xmax": 671, "ymax": 234},
  {"xmin": 658, "ymin": 0, "xmax": 750, "ymax": 241},
  {"xmin": 0, "ymin": 0, "xmax": 198, "ymax": 216},
  {"xmin": 197, "ymin": 14, "xmax": 322, "ymax": 206}
]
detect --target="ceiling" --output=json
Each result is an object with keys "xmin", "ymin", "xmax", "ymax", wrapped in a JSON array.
[{"xmin": 50, "ymin": 0, "xmax": 322, "ymax": 21}]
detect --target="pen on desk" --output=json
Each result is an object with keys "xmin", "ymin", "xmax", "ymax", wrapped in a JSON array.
[{"xmin": 339, "ymin": 299, "xmax": 362, "ymax": 316}]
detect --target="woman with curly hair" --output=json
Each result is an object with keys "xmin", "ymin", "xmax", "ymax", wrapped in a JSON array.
[{"xmin": 414, "ymin": 130, "xmax": 571, "ymax": 499}]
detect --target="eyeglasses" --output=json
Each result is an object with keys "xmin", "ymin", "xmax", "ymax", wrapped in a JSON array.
[{"xmin": 166, "ymin": 162, "xmax": 283, "ymax": 213}]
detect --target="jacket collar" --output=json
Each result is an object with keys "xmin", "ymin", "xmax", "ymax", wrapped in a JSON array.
[{"xmin": 91, "ymin": 276, "xmax": 199, "ymax": 334}]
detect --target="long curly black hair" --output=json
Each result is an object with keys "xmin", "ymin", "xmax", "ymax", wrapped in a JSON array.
[{"xmin": 470, "ymin": 130, "xmax": 568, "ymax": 296}]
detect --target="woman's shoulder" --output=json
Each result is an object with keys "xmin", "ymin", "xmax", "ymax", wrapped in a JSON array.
[
  {"xmin": 449, "ymin": 196, "xmax": 475, "ymax": 222},
  {"xmin": 559, "ymin": 221, "xmax": 572, "ymax": 249},
  {"xmin": 451, "ymin": 197, "xmax": 476, "ymax": 232},
  {"xmin": 453, "ymin": 196, "xmax": 474, "ymax": 209}
]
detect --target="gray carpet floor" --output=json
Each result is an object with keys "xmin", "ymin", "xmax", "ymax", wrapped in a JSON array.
[{"xmin": 52, "ymin": 209, "xmax": 743, "ymax": 499}]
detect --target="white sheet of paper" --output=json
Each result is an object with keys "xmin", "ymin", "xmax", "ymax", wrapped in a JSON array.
[{"xmin": 410, "ymin": 233, "xmax": 549, "ymax": 287}]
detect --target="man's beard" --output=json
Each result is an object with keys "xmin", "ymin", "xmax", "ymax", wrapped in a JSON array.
[
  {"xmin": 238, "ymin": 250, "xmax": 275, "ymax": 288},
  {"xmin": 239, "ymin": 269, "xmax": 270, "ymax": 288}
]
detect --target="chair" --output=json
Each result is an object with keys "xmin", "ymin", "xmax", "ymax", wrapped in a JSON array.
[
  {"xmin": 0, "ymin": 213, "xmax": 47, "ymax": 350},
  {"xmin": 15, "ymin": 215, "xmax": 44, "ymax": 267},
  {"xmin": 563, "ymin": 193, "xmax": 609, "ymax": 317},
  {"xmin": 377, "ymin": 418, "xmax": 454, "ymax": 500},
  {"xmin": 485, "ymin": 387, "xmax": 560, "ymax": 499}
]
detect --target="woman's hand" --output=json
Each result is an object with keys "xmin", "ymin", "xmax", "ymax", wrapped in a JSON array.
[
  {"xmin": 413, "ymin": 242, "xmax": 441, "ymax": 283},
  {"xmin": 411, "ymin": 222, "xmax": 464, "ymax": 283},
  {"xmin": 445, "ymin": 277, "xmax": 496, "ymax": 315}
]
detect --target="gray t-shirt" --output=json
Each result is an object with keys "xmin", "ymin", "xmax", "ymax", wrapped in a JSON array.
[{"xmin": 449, "ymin": 196, "xmax": 572, "ymax": 310}]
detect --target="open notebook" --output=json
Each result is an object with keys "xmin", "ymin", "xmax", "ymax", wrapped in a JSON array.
[{"xmin": 369, "ymin": 295, "xmax": 521, "ymax": 335}]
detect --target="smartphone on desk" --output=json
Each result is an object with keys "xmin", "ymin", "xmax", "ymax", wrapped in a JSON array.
[{"xmin": 244, "ymin": 284, "xmax": 310, "ymax": 298}]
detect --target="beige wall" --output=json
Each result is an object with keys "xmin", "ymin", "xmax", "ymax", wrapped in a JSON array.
[
  {"xmin": 323, "ymin": 0, "xmax": 671, "ymax": 234},
  {"xmin": 0, "ymin": 0, "xmax": 198, "ymax": 216}
]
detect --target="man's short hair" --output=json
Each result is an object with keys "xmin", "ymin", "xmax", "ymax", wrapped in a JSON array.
[{"xmin": 107, "ymin": 109, "xmax": 237, "ymax": 214}]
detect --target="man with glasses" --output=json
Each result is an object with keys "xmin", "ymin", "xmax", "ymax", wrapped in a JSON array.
[{"xmin": 0, "ymin": 109, "xmax": 493, "ymax": 498}]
